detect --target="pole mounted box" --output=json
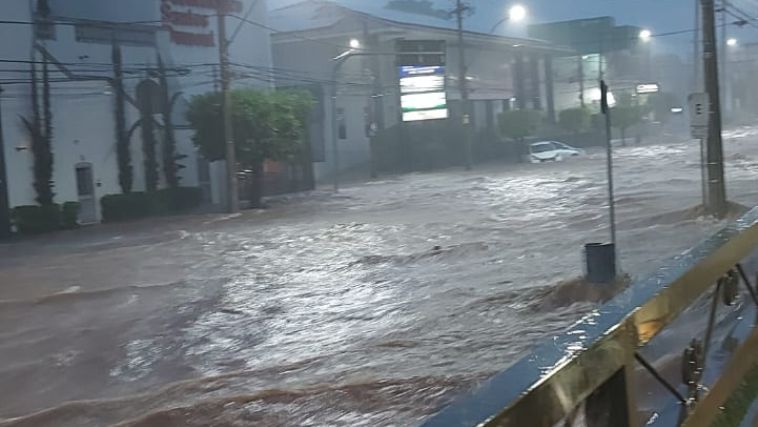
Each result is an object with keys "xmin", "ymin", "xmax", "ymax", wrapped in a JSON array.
[{"xmin": 688, "ymin": 92, "xmax": 710, "ymax": 139}]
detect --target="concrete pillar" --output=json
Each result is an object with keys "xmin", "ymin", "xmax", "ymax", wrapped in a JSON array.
[
  {"xmin": 513, "ymin": 51, "xmax": 526, "ymax": 110},
  {"xmin": 544, "ymin": 55, "xmax": 556, "ymax": 123},
  {"xmin": 529, "ymin": 54, "xmax": 542, "ymax": 110}
]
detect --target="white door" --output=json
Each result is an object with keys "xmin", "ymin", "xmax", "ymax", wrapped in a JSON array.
[{"xmin": 75, "ymin": 163, "xmax": 97, "ymax": 224}]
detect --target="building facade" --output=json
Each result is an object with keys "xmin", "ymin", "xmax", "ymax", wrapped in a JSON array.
[
  {"xmin": 0, "ymin": 0, "xmax": 272, "ymax": 222},
  {"xmin": 269, "ymin": 0, "xmax": 580, "ymax": 182}
]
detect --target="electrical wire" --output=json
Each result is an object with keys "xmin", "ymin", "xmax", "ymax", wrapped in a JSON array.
[
  {"xmin": 723, "ymin": 0, "xmax": 758, "ymax": 29},
  {"xmin": 227, "ymin": 13, "xmax": 354, "ymax": 50},
  {"xmin": 0, "ymin": 19, "xmax": 162, "ymax": 27},
  {"xmin": 229, "ymin": 0, "xmax": 261, "ymax": 44}
]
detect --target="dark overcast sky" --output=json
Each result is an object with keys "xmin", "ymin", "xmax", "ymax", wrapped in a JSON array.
[
  {"xmin": 472, "ymin": 0, "xmax": 699, "ymax": 51},
  {"xmin": 51, "ymin": 0, "xmax": 758, "ymax": 55},
  {"xmin": 271, "ymin": 0, "xmax": 758, "ymax": 54}
]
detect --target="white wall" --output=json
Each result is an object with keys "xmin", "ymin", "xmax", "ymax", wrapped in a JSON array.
[
  {"xmin": 1, "ymin": 0, "xmax": 35, "ymax": 209},
  {"xmin": 273, "ymin": 33, "xmax": 374, "ymax": 183},
  {"xmin": 1, "ymin": 0, "xmax": 273, "ymax": 219}
]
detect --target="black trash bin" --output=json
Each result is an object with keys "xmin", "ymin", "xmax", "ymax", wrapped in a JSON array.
[{"xmin": 585, "ymin": 243, "xmax": 616, "ymax": 284}]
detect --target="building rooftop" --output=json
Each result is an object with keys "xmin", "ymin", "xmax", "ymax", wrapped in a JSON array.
[{"xmin": 269, "ymin": 0, "xmax": 567, "ymax": 53}]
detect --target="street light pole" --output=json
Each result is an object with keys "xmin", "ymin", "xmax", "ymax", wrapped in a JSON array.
[
  {"xmin": 330, "ymin": 45, "xmax": 396, "ymax": 192},
  {"xmin": 701, "ymin": 0, "xmax": 728, "ymax": 217},
  {"xmin": 454, "ymin": 0, "xmax": 473, "ymax": 170},
  {"xmin": 600, "ymin": 80, "xmax": 617, "ymax": 248},
  {"xmin": 330, "ymin": 57, "xmax": 347, "ymax": 192},
  {"xmin": 217, "ymin": 11, "xmax": 239, "ymax": 213},
  {"xmin": 0, "ymin": 85, "xmax": 10, "ymax": 238},
  {"xmin": 720, "ymin": 4, "xmax": 727, "ymax": 115},
  {"xmin": 694, "ymin": 0, "xmax": 701, "ymax": 90}
]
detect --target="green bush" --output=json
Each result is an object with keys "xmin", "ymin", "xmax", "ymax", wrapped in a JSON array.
[
  {"xmin": 161, "ymin": 187, "xmax": 203, "ymax": 211},
  {"xmin": 101, "ymin": 192, "xmax": 152, "ymax": 222},
  {"xmin": 12, "ymin": 204, "xmax": 61, "ymax": 234},
  {"xmin": 61, "ymin": 202, "xmax": 80, "ymax": 229},
  {"xmin": 101, "ymin": 187, "xmax": 203, "ymax": 222}
]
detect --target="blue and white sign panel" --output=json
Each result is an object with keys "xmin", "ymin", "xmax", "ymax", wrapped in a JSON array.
[{"xmin": 399, "ymin": 65, "xmax": 448, "ymax": 122}]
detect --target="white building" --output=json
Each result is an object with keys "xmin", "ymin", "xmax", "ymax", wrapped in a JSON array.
[
  {"xmin": 269, "ymin": 0, "xmax": 579, "ymax": 182},
  {"xmin": 0, "ymin": 0, "xmax": 272, "ymax": 222}
]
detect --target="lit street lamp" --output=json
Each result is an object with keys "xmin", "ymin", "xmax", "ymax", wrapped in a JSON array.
[
  {"xmin": 508, "ymin": 4, "xmax": 527, "ymax": 23},
  {"xmin": 727, "ymin": 37, "xmax": 738, "ymax": 47},
  {"xmin": 330, "ymin": 39, "xmax": 395, "ymax": 191},
  {"xmin": 639, "ymin": 29, "xmax": 652, "ymax": 42},
  {"xmin": 489, "ymin": 4, "xmax": 528, "ymax": 33},
  {"xmin": 330, "ymin": 39, "xmax": 363, "ymax": 192}
]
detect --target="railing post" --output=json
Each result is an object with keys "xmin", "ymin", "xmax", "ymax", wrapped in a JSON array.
[
  {"xmin": 586, "ymin": 327, "xmax": 638, "ymax": 427},
  {"xmin": 585, "ymin": 368, "xmax": 632, "ymax": 427}
]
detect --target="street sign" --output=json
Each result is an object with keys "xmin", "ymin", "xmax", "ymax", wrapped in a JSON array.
[
  {"xmin": 688, "ymin": 92, "xmax": 710, "ymax": 139},
  {"xmin": 399, "ymin": 65, "xmax": 448, "ymax": 122},
  {"xmin": 600, "ymin": 80, "xmax": 610, "ymax": 114},
  {"xmin": 396, "ymin": 41, "xmax": 448, "ymax": 122}
]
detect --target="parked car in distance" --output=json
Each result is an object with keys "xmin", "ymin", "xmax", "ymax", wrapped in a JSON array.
[{"xmin": 528, "ymin": 141, "xmax": 585, "ymax": 163}]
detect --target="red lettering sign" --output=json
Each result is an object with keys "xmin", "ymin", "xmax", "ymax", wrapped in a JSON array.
[
  {"xmin": 161, "ymin": 0, "xmax": 224, "ymax": 46},
  {"xmin": 170, "ymin": 29, "xmax": 215, "ymax": 47},
  {"xmin": 165, "ymin": 10, "xmax": 210, "ymax": 27}
]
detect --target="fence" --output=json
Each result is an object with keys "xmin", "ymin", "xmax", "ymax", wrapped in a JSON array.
[{"xmin": 422, "ymin": 207, "xmax": 758, "ymax": 427}]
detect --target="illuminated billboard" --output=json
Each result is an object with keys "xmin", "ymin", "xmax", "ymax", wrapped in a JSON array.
[{"xmin": 399, "ymin": 65, "xmax": 448, "ymax": 122}]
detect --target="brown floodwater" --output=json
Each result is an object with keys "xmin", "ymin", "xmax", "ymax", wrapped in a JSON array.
[{"xmin": 3, "ymin": 129, "xmax": 758, "ymax": 426}]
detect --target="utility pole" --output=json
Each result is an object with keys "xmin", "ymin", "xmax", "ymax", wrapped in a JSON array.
[
  {"xmin": 701, "ymin": 0, "xmax": 728, "ymax": 217},
  {"xmin": 578, "ymin": 55, "xmax": 585, "ymax": 107},
  {"xmin": 330, "ymin": 63, "xmax": 342, "ymax": 192},
  {"xmin": 365, "ymin": 25, "xmax": 384, "ymax": 179},
  {"xmin": 217, "ymin": 11, "xmax": 239, "ymax": 213},
  {"xmin": 694, "ymin": 0, "xmax": 701, "ymax": 89},
  {"xmin": 454, "ymin": 0, "xmax": 473, "ymax": 170},
  {"xmin": 720, "ymin": 3, "xmax": 727, "ymax": 115},
  {"xmin": 0, "ymin": 86, "xmax": 10, "ymax": 238},
  {"xmin": 598, "ymin": 39, "xmax": 604, "ymax": 81},
  {"xmin": 600, "ymin": 80, "xmax": 617, "ymax": 249}
]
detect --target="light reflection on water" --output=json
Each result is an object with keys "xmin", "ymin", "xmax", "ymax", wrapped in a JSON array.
[{"xmin": 1, "ymin": 137, "xmax": 758, "ymax": 426}]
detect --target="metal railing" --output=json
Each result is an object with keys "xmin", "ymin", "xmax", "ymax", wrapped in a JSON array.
[{"xmin": 422, "ymin": 207, "xmax": 758, "ymax": 427}]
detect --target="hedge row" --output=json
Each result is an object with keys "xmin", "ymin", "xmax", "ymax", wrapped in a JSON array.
[
  {"xmin": 11, "ymin": 202, "xmax": 80, "ymax": 234},
  {"xmin": 9, "ymin": 187, "xmax": 203, "ymax": 234},
  {"xmin": 101, "ymin": 187, "xmax": 203, "ymax": 222}
]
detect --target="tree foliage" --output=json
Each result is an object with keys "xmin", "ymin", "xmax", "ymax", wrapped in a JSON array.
[
  {"xmin": 558, "ymin": 107, "xmax": 591, "ymax": 135},
  {"xmin": 498, "ymin": 109, "xmax": 541, "ymax": 142},
  {"xmin": 187, "ymin": 89, "xmax": 312, "ymax": 165},
  {"xmin": 612, "ymin": 93, "xmax": 645, "ymax": 143},
  {"xmin": 187, "ymin": 89, "xmax": 312, "ymax": 206},
  {"xmin": 157, "ymin": 55, "xmax": 185, "ymax": 189},
  {"xmin": 137, "ymin": 80, "xmax": 159, "ymax": 193},
  {"xmin": 21, "ymin": 58, "xmax": 55, "ymax": 206},
  {"xmin": 112, "ymin": 43, "xmax": 133, "ymax": 193}
]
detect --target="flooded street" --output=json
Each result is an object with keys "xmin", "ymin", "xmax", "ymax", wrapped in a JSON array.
[{"xmin": 2, "ymin": 132, "xmax": 758, "ymax": 426}]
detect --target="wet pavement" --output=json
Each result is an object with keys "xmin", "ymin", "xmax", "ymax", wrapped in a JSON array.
[{"xmin": 2, "ymin": 130, "xmax": 758, "ymax": 426}]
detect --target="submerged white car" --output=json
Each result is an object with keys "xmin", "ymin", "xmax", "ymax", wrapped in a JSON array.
[{"xmin": 528, "ymin": 141, "xmax": 585, "ymax": 163}]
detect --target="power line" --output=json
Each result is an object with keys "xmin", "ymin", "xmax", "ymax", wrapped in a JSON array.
[
  {"xmin": 228, "ymin": 14, "xmax": 354, "ymax": 50},
  {"xmin": 0, "ymin": 19, "xmax": 162, "ymax": 27},
  {"xmin": 722, "ymin": 0, "xmax": 758, "ymax": 29},
  {"xmin": 229, "ymin": 0, "xmax": 261, "ymax": 44}
]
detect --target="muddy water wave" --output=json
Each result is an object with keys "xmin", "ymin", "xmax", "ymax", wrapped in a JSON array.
[{"xmin": 3, "ymin": 136, "xmax": 758, "ymax": 426}]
